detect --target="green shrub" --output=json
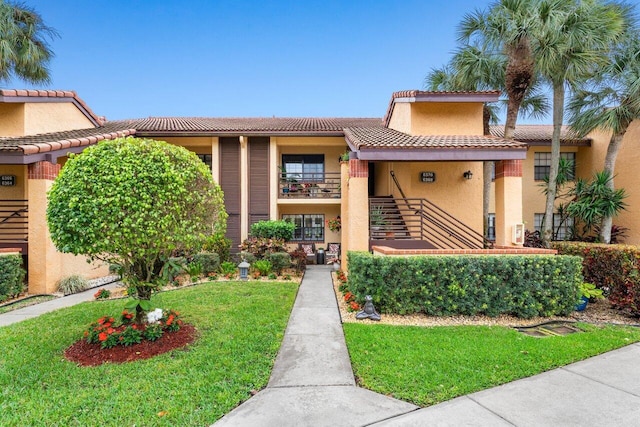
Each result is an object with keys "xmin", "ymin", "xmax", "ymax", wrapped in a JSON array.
[
  {"xmin": 56, "ymin": 275, "xmax": 89, "ymax": 296},
  {"xmin": 202, "ymin": 235, "xmax": 232, "ymax": 263},
  {"xmin": 239, "ymin": 237, "xmax": 286, "ymax": 259},
  {"xmin": 0, "ymin": 254, "xmax": 26, "ymax": 302},
  {"xmin": 268, "ymin": 252, "xmax": 291, "ymax": 275},
  {"xmin": 238, "ymin": 251, "xmax": 256, "ymax": 264},
  {"xmin": 553, "ymin": 242, "xmax": 640, "ymax": 316},
  {"xmin": 220, "ymin": 261, "xmax": 237, "ymax": 277},
  {"xmin": 250, "ymin": 220, "xmax": 295, "ymax": 241},
  {"xmin": 346, "ymin": 252, "xmax": 582, "ymax": 318},
  {"xmin": 253, "ymin": 260, "xmax": 273, "ymax": 276},
  {"xmin": 192, "ymin": 252, "xmax": 220, "ymax": 274}
]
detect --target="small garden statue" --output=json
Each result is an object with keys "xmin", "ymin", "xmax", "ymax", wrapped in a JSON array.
[{"xmin": 356, "ymin": 295, "xmax": 381, "ymax": 321}]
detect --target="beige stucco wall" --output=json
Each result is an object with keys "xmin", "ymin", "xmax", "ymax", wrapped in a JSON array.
[
  {"xmin": 373, "ymin": 161, "xmax": 484, "ymax": 234},
  {"xmin": 0, "ymin": 103, "xmax": 25, "ymax": 136},
  {"xmin": 0, "ymin": 165, "xmax": 27, "ymax": 199},
  {"xmin": 519, "ymin": 146, "xmax": 580, "ymax": 230},
  {"xmin": 410, "ymin": 103, "xmax": 484, "ymax": 136},
  {"xmin": 387, "ymin": 102, "xmax": 484, "ymax": 137},
  {"xmin": 577, "ymin": 122, "xmax": 640, "ymax": 244},
  {"xmin": 387, "ymin": 103, "xmax": 412, "ymax": 134},
  {"xmin": 277, "ymin": 137, "xmax": 347, "ymax": 175},
  {"xmin": 28, "ymin": 178, "xmax": 106, "ymax": 294},
  {"xmin": 24, "ymin": 103, "xmax": 95, "ymax": 135}
]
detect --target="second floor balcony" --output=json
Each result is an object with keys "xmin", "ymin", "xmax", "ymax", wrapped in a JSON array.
[{"xmin": 279, "ymin": 171, "xmax": 341, "ymax": 200}]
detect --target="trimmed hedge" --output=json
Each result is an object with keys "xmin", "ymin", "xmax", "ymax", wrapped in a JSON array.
[
  {"xmin": 250, "ymin": 220, "xmax": 295, "ymax": 241},
  {"xmin": 553, "ymin": 242, "xmax": 640, "ymax": 316},
  {"xmin": 347, "ymin": 252, "xmax": 582, "ymax": 318},
  {"xmin": 0, "ymin": 254, "xmax": 26, "ymax": 302}
]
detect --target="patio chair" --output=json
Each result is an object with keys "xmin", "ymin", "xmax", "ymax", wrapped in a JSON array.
[
  {"xmin": 298, "ymin": 243, "xmax": 316, "ymax": 264},
  {"xmin": 326, "ymin": 242, "xmax": 341, "ymax": 263}
]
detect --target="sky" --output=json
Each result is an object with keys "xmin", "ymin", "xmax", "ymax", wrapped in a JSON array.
[{"xmin": 10, "ymin": 0, "xmax": 634, "ymax": 123}]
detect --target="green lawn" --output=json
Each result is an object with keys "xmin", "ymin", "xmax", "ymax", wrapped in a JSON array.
[
  {"xmin": 0, "ymin": 281, "xmax": 298, "ymax": 426},
  {"xmin": 344, "ymin": 322, "xmax": 640, "ymax": 407}
]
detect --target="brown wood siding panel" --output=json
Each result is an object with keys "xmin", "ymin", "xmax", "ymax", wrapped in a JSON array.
[
  {"xmin": 220, "ymin": 137, "xmax": 241, "ymax": 251},
  {"xmin": 249, "ymin": 137, "xmax": 270, "ymax": 229}
]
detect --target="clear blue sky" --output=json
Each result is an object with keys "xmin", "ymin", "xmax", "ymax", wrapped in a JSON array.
[{"xmin": 10, "ymin": 0, "xmax": 613, "ymax": 123}]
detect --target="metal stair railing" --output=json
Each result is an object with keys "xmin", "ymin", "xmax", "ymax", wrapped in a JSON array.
[{"xmin": 0, "ymin": 200, "xmax": 28, "ymax": 242}]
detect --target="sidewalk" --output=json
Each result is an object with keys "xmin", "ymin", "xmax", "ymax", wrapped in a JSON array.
[
  {"xmin": 214, "ymin": 265, "xmax": 640, "ymax": 427},
  {"xmin": 0, "ymin": 279, "xmax": 121, "ymax": 327}
]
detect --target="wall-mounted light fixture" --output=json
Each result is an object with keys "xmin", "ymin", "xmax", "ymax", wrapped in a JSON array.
[{"xmin": 463, "ymin": 170, "xmax": 473, "ymax": 180}]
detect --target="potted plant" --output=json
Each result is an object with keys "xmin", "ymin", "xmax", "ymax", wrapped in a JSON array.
[
  {"xmin": 370, "ymin": 205, "xmax": 385, "ymax": 230},
  {"xmin": 576, "ymin": 282, "xmax": 604, "ymax": 311},
  {"xmin": 326, "ymin": 216, "xmax": 341, "ymax": 233}
]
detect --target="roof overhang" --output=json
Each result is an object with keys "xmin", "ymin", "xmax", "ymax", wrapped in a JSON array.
[{"xmin": 354, "ymin": 147, "xmax": 527, "ymax": 161}]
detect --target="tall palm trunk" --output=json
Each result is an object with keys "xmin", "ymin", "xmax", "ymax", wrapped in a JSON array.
[
  {"xmin": 482, "ymin": 105, "xmax": 492, "ymax": 246},
  {"xmin": 504, "ymin": 38, "xmax": 534, "ymax": 140},
  {"xmin": 600, "ymin": 131, "xmax": 626, "ymax": 243},
  {"xmin": 543, "ymin": 80, "xmax": 565, "ymax": 246}
]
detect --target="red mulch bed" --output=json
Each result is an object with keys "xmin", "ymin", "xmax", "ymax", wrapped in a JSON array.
[{"xmin": 64, "ymin": 324, "xmax": 197, "ymax": 367}]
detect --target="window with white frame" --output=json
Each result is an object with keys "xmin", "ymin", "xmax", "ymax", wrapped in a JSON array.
[
  {"xmin": 487, "ymin": 213, "xmax": 496, "ymax": 240},
  {"xmin": 534, "ymin": 213, "xmax": 574, "ymax": 240},
  {"xmin": 534, "ymin": 152, "xmax": 576, "ymax": 181},
  {"xmin": 282, "ymin": 214, "xmax": 324, "ymax": 241}
]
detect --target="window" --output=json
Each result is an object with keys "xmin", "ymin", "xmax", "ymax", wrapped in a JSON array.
[
  {"xmin": 534, "ymin": 152, "xmax": 576, "ymax": 181},
  {"xmin": 534, "ymin": 213, "xmax": 574, "ymax": 240},
  {"xmin": 282, "ymin": 214, "xmax": 324, "ymax": 241},
  {"xmin": 197, "ymin": 154, "xmax": 212, "ymax": 169},
  {"xmin": 282, "ymin": 155, "xmax": 324, "ymax": 182},
  {"xmin": 487, "ymin": 213, "xmax": 496, "ymax": 241}
]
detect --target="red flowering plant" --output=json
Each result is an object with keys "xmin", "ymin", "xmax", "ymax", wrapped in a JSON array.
[
  {"xmin": 326, "ymin": 216, "xmax": 341, "ymax": 233},
  {"xmin": 94, "ymin": 288, "xmax": 111, "ymax": 300},
  {"xmin": 83, "ymin": 309, "xmax": 184, "ymax": 349},
  {"xmin": 343, "ymin": 292, "xmax": 360, "ymax": 312}
]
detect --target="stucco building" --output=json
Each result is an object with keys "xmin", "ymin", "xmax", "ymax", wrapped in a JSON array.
[{"xmin": 1, "ymin": 89, "xmax": 637, "ymax": 293}]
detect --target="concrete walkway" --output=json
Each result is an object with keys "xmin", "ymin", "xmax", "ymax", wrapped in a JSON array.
[
  {"xmin": 0, "ymin": 279, "xmax": 121, "ymax": 327},
  {"xmin": 214, "ymin": 265, "xmax": 640, "ymax": 427}
]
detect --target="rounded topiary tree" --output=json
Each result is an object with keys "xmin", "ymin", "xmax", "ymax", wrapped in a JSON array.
[{"xmin": 47, "ymin": 137, "xmax": 227, "ymax": 321}]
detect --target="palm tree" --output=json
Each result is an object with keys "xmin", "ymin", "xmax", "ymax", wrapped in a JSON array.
[
  {"xmin": 426, "ymin": 43, "xmax": 549, "ymax": 243},
  {"xmin": 0, "ymin": 1, "xmax": 58, "ymax": 85},
  {"xmin": 534, "ymin": 0, "xmax": 630, "ymax": 245},
  {"xmin": 568, "ymin": 32, "xmax": 640, "ymax": 243},
  {"xmin": 458, "ymin": 0, "xmax": 538, "ymax": 140}
]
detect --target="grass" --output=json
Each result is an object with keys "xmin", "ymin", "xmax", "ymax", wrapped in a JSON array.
[
  {"xmin": 0, "ymin": 295, "xmax": 57, "ymax": 314},
  {"xmin": 344, "ymin": 322, "xmax": 640, "ymax": 407},
  {"xmin": 0, "ymin": 280, "xmax": 298, "ymax": 426}
]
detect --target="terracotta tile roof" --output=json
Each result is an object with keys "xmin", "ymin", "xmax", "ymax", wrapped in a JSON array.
[
  {"xmin": 0, "ymin": 89, "xmax": 105, "ymax": 126},
  {"xmin": 344, "ymin": 126, "xmax": 527, "ymax": 150},
  {"xmin": 383, "ymin": 90, "xmax": 501, "ymax": 127},
  {"xmin": 129, "ymin": 117, "xmax": 382, "ymax": 135},
  {"xmin": 490, "ymin": 124, "xmax": 591, "ymax": 145},
  {"xmin": 0, "ymin": 122, "xmax": 136, "ymax": 154}
]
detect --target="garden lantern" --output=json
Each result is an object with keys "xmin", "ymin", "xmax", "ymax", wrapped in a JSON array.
[{"xmin": 238, "ymin": 261, "xmax": 250, "ymax": 280}]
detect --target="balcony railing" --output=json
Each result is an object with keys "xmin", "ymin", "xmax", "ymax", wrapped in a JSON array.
[
  {"xmin": 279, "ymin": 172, "xmax": 341, "ymax": 199},
  {"xmin": 0, "ymin": 200, "xmax": 28, "ymax": 243}
]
